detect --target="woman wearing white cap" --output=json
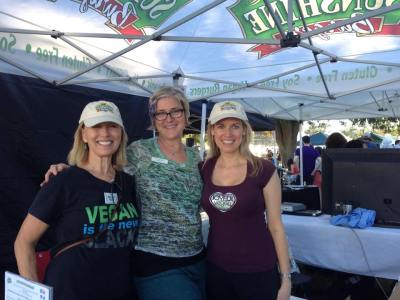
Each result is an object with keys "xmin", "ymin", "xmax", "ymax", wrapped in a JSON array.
[
  {"xmin": 200, "ymin": 101, "xmax": 291, "ymax": 300},
  {"xmin": 14, "ymin": 101, "xmax": 139, "ymax": 300},
  {"xmin": 40, "ymin": 88, "xmax": 205, "ymax": 300}
]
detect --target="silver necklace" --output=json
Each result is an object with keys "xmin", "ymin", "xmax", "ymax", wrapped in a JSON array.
[{"xmin": 158, "ymin": 138, "xmax": 183, "ymax": 156}]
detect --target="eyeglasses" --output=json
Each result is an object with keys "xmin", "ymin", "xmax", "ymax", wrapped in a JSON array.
[{"xmin": 153, "ymin": 108, "xmax": 184, "ymax": 121}]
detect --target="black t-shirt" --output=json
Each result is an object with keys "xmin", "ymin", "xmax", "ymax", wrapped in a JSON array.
[{"xmin": 29, "ymin": 166, "xmax": 139, "ymax": 300}]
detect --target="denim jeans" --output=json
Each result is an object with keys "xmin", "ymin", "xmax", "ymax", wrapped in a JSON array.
[{"xmin": 134, "ymin": 260, "xmax": 206, "ymax": 300}]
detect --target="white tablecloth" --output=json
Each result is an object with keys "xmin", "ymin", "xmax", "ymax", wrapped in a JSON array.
[
  {"xmin": 201, "ymin": 213, "xmax": 400, "ymax": 280},
  {"xmin": 282, "ymin": 214, "xmax": 400, "ymax": 280}
]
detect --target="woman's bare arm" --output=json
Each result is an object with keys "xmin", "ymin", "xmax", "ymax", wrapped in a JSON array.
[
  {"xmin": 14, "ymin": 214, "xmax": 49, "ymax": 281},
  {"xmin": 263, "ymin": 171, "xmax": 291, "ymax": 300}
]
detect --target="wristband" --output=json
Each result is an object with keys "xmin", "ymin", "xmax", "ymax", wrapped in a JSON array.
[{"xmin": 280, "ymin": 272, "xmax": 292, "ymax": 280}]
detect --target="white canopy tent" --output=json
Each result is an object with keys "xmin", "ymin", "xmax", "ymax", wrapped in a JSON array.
[
  {"xmin": 1, "ymin": 1, "xmax": 400, "ymax": 132},
  {"xmin": 5, "ymin": 2, "xmax": 400, "ymax": 287}
]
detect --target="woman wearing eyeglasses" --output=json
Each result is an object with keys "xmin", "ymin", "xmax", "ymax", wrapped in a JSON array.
[
  {"xmin": 125, "ymin": 87, "xmax": 205, "ymax": 300},
  {"xmin": 42, "ymin": 87, "xmax": 205, "ymax": 300}
]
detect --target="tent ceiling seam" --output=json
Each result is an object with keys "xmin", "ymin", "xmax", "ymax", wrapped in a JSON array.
[
  {"xmin": 240, "ymin": 98, "xmax": 265, "ymax": 116},
  {"xmin": 313, "ymin": 95, "xmax": 400, "ymax": 119},
  {"xmin": 334, "ymin": 76, "xmax": 400, "ymax": 98},
  {"xmin": 337, "ymin": 58, "xmax": 400, "ymax": 68},
  {"xmin": 251, "ymin": 59, "xmax": 330, "ymax": 86},
  {"xmin": 271, "ymin": 97, "xmax": 298, "ymax": 120}
]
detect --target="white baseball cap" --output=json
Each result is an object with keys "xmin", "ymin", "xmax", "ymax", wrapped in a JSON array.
[
  {"xmin": 208, "ymin": 101, "xmax": 248, "ymax": 125},
  {"xmin": 79, "ymin": 101, "xmax": 124, "ymax": 128}
]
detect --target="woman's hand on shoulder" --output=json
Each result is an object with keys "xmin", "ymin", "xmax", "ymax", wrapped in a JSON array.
[{"xmin": 40, "ymin": 163, "xmax": 70, "ymax": 187}]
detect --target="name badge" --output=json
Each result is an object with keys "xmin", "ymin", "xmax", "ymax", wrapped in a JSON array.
[
  {"xmin": 104, "ymin": 193, "xmax": 118, "ymax": 204},
  {"xmin": 151, "ymin": 157, "xmax": 168, "ymax": 164}
]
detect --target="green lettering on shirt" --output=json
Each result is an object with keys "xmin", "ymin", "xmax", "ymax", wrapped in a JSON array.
[
  {"xmin": 85, "ymin": 206, "xmax": 98, "ymax": 224},
  {"xmin": 99, "ymin": 206, "xmax": 108, "ymax": 223},
  {"xmin": 108, "ymin": 204, "xmax": 118, "ymax": 221},
  {"xmin": 118, "ymin": 205, "xmax": 131, "ymax": 220},
  {"xmin": 126, "ymin": 202, "xmax": 138, "ymax": 218}
]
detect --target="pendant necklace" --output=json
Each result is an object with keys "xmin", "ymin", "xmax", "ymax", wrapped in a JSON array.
[{"xmin": 158, "ymin": 138, "xmax": 183, "ymax": 157}]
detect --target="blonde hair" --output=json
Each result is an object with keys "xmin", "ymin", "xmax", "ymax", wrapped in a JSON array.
[
  {"xmin": 205, "ymin": 119, "xmax": 262, "ymax": 176},
  {"xmin": 148, "ymin": 86, "xmax": 190, "ymax": 130},
  {"xmin": 67, "ymin": 123, "xmax": 128, "ymax": 170}
]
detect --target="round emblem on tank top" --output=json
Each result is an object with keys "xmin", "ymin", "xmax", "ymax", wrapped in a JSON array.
[{"xmin": 209, "ymin": 192, "xmax": 237, "ymax": 212}]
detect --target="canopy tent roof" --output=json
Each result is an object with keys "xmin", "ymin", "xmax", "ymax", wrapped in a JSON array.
[{"xmin": 1, "ymin": 1, "xmax": 400, "ymax": 121}]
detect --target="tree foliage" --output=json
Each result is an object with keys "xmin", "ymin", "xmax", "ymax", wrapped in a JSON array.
[
  {"xmin": 351, "ymin": 118, "xmax": 400, "ymax": 136},
  {"xmin": 305, "ymin": 121, "xmax": 328, "ymax": 135}
]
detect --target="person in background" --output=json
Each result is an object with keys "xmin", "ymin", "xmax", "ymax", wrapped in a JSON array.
[
  {"xmin": 359, "ymin": 132, "xmax": 378, "ymax": 149},
  {"xmin": 346, "ymin": 139, "xmax": 364, "ymax": 148},
  {"xmin": 286, "ymin": 158, "xmax": 300, "ymax": 185},
  {"xmin": 276, "ymin": 152, "xmax": 282, "ymax": 167},
  {"xmin": 394, "ymin": 139, "xmax": 400, "ymax": 149},
  {"xmin": 325, "ymin": 132, "xmax": 347, "ymax": 149},
  {"xmin": 15, "ymin": 101, "xmax": 139, "ymax": 300},
  {"xmin": 294, "ymin": 135, "xmax": 320, "ymax": 185},
  {"xmin": 200, "ymin": 101, "xmax": 291, "ymax": 300},
  {"xmin": 287, "ymin": 158, "xmax": 299, "ymax": 175},
  {"xmin": 311, "ymin": 146, "xmax": 322, "ymax": 188},
  {"xmin": 267, "ymin": 150, "xmax": 277, "ymax": 166},
  {"xmin": 41, "ymin": 87, "xmax": 206, "ymax": 300},
  {"xmin": 380, "ymin": 134, "xmax": 394, "ymax": 148}
]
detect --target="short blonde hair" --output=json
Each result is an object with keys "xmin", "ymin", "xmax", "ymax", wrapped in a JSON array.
[
  {"xmin": 148, "ymin": 86, "xmax": 190, "ymax": 130},
  {"xmin": 206, "ymin": 119, "xmax": 262, "ymax": 176},
  {"xmin": 67, "ymin": 123, "xmax": 128, "ymax": 170}
]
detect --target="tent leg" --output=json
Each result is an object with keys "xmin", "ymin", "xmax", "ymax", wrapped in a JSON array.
[{"xmin": 200, "ymin": 100, "xmax": 207, "ymax": 160}]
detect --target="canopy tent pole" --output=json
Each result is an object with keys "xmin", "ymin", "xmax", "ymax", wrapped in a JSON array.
[
  {"xmin": 295, "ymin": 0, "xmax": 333, "ymax": 99},
  {"xmin": 0, "ymin": 27, "xmax": 279, "ymax": 46},
  {"xmin": 299, "ymin": 104, "xmax": 304, "ymax": 186},
  {"xmin": 200, "ymin": 100, "xmax": 207, "ymax": 160},
  {"xmin": 0, "ymin": 53, "xmax": 52, "ymax": 84},
  {"xmin": 55, "ymin": 0, "xmax": 227, "ymax": 86},
  {"xmin": 263, "ymin": 0, "xmax": 287, "ymax": 39},
  {"xmin": 58, "ymin": 36, "xmax": 154, "ymax": 94}
]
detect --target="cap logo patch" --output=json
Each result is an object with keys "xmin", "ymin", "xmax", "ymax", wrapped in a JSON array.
[
  {"xmin": 220, "ymin": 102, "xmax": 237, "ymax": 112},
  {"xmin": 96, "ymin": 102, "xmax": 114, "ymax": 113}
]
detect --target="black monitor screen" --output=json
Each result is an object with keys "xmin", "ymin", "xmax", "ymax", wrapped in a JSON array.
[{"xmin": 322, "ymin": 148, "xmax": 400, "ymax": 226}]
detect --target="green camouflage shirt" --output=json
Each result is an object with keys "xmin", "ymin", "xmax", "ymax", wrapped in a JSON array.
[{"xmin": 125, "ymin": 138, "xmax": 203, "ymax": 257}]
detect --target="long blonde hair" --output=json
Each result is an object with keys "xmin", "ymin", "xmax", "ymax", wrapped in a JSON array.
[
  {"xmin": 205, "ymin": 119, "xmax": 262, "ymax": 176},
  {"xmin": 67, "ymin": 123, "xmax": 128, "ymax": 170}
]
